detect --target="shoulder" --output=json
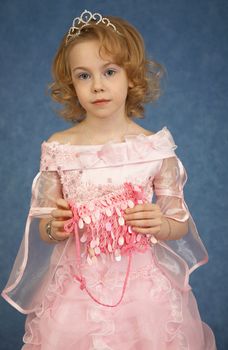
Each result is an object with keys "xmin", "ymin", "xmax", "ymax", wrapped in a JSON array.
[
  {"xmin": 129, "ymin": 122, "xmax": 155, "ymax": 136},
  {"xmin": 46, "ymin": 125, "xmax": 80, "ymax": 144}
]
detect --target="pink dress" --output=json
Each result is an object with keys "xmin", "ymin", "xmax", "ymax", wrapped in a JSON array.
[{"xmin": 2, "ymin": 127, "xmax": 216, "ymax": 349}]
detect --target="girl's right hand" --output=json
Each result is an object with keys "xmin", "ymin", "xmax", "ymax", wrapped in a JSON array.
[{"xmin": 50, "ymin": 198, "xmax": 73, "ymax": 241}]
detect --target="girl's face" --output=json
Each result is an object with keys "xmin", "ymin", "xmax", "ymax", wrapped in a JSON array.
[{"xmin": 68, "ymin": 40, "xmax": 132, "ymax": 121}]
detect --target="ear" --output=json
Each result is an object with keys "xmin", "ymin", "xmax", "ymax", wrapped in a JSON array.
[{"xmin": 128, "ymin": 80, "xmax": 134, "ymax": 88}]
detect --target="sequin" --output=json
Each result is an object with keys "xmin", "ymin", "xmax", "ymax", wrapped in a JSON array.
[
  {"xmin": 90, "ymin": 239, "xmax": 97, "ymax": 249},
  {"xmin": 78, "ymin": 218, "xmax": 84, "ymax": 229},
  {"xmin": 150, "ymin": 236, "xmax": 158, "ymax": 244},
  {"xmin": 118, "ymin": 236, "xmax": 124, "ymax": 246},
  {"xmin": 84, "ymin": 216, "xmax": 91, "ymax": 224},
  {"xmin": 114, "ymin": 249, "xmax": 121, "ymax": 261},
  {"xmin": 105, "ymin": 208, "xmax": 112, "ymax": 217},
  {"xmin": 108, "ymin": 243, "xmax": 113, "ymax": 252},
  {"xmin": 106, "ymin": 222, "xmax": 112, "ymax": 231},
  {"xmin": 118, "ymin": 216, "xmax": 125, "ymax": 226},
  {"xmin": 80, "ymin": 233, "xmax": 87, "ymax": 243},
  {"xmin": 94, "ymin": 246, "xmax": 101, "ymax": 255},
  {"xmin": 111, "ymin": 231, "xmax": 115, "ymax": 240},
  {"xmin": 136, "ymin": 234, "xmax": 142, "ymax": 242},
  {"xmin": 127, "ymin": 200, "xmax": 134, "ymax": 208},
  {"xmin": 116, "ymin": 207, "xmax": 122, "ymax": 216},
  {"xmin": 96, "ymin": 236, "xmax": 100, "ymax": 245},
  {"xmin": 128, "ymin": 226, "xmax": 133, "ymax": 233}
]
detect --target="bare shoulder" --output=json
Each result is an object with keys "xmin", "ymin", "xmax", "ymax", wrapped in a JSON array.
[
  {"xmin": 47, "ymin": 125, "xmax": 81, "ymax": 144},
  {"xmin": 130, "ymin": 122, "xmax": 155, "ymax": 136}
]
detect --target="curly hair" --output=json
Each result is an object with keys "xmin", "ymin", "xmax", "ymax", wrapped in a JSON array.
[{"xmin": 49, "ymin": 16, "xmax": 164, "ymax": 122}]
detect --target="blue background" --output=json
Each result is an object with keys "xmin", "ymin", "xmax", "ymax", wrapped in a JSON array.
[{"xmin": 0, "ymin": 0, "xmax": 227, "ymax": 349}]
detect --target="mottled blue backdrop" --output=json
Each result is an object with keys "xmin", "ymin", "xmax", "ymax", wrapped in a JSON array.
[{"xmin": 0, "ymin": 0, "xmax": 227, "ymax": 349}]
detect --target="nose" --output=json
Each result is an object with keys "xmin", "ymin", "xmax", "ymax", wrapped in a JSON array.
[{"xmin": 92, "ymin": 75, "xmax": 105, "ymax": 93}]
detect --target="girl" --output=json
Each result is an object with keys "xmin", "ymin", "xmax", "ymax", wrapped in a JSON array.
[{"xmin": 2, "ymin": 10, "xmax": 216, "ymax": 350}]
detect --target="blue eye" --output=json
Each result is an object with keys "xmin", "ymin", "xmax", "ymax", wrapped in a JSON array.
[
  {"xmin": 78, "ymin": 72, "xmax": 90, "ymax": 80},
  {"xmin": 105, "ymin": 69, "xmax": 116, "ymax": 77}
]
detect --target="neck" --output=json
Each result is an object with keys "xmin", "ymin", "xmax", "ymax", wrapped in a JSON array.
[{"xmin": 80, "ymin": 114, "xmax": 132, "ymax": 144}]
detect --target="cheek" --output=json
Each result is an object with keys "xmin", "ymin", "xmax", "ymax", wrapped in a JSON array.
[{"xmin": 73, "ymin": 83, "xmax": 86, "ymax": 100}]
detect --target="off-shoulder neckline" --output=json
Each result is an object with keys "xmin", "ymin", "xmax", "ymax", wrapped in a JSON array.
[{"xmin": 42, "ymin": 126, "xmax": 170, "ymax": 149}]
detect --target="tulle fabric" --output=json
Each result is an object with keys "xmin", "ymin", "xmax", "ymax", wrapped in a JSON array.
[
  {"xmin": 1, "ymin": 127, "xmax": 216, "ymax": 349},
  {"xmin": 21, "ymin": 244, "xmax": 215, "ymax": 349}
]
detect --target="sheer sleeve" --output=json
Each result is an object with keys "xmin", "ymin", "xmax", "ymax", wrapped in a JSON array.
[
  {"xmin": 151, "ymin": 156, "xmax": 208, "ymax": 289},
  {"xmin": 29, "ymin": 171, "xmax": 63, "ymax": 217},
  {"xmin": 1, "ymin": 145, "xmax": 67, "ymax": 313},
  {"xmin": 153, "ymin": 156, "xmax": 189, "ymax": 222}
]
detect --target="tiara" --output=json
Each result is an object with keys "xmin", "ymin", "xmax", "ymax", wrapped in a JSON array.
[{"xmin": 66, "ymin": 9, "xmax": 121, "ymax": 44}]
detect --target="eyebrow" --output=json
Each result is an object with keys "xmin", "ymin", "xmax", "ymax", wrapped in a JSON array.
[{"xmin": 72, "ymin": 62, "xmax": 117, "ymax": 73}]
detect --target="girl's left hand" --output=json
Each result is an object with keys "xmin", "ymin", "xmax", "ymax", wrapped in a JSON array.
[{"xmin": 124, "ymin": 203, "xmax": 163, "ymax": 237}]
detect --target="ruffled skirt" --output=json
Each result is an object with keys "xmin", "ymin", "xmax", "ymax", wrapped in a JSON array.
[{"xmin": 22, "ymin": 244, "xmax": 216, "ymax": 350}]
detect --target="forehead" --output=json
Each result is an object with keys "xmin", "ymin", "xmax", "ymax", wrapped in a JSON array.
[{"xmin": 68, "ymin": 40, "xmax": 113, "ymax": 68}]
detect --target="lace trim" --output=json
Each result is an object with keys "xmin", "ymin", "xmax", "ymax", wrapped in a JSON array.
[{"xmin": 59, "ymin": 169, "xmax": 154, "ymax": 203}]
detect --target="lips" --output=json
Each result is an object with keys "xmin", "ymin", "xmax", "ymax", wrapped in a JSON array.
[{"xmin": 92, "ymin": 99, "xmax": 110, "ymax": 104}]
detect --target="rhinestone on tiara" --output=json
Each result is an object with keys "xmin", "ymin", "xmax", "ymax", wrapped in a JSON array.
[{"xmin": 66, "ymin": 9, "xmax": 121, "ymax": 44}]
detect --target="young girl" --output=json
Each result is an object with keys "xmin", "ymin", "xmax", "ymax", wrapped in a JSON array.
[{"xmin": 2, "ymin": 10, "xmax": 216, "ymax": 350}]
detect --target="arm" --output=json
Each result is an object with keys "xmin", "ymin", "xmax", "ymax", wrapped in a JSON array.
[
  {"xmin": 124, "ymin": 203, "xmax": 188, "ymax": 241},
  {"xmin": 124, "ymin": 156, "xmax": 189, "ymax": 241}
]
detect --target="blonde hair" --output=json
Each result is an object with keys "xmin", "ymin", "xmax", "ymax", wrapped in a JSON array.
[{"xmin": 49, "ymin": 16, "xmax": 164, "ymax": 122}]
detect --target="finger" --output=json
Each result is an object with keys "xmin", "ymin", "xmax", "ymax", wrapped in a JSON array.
[
  {"xmin": 132, "ymin": 226, "xmax": 161, "ymax": 235},
  {"xmin": 56, "ymin": 198, "xmax": 70, "ymax": 209},
  {"xmin": 52, "ymin": 230, "xmax": 71, "ymax": 240},
  {"xmin": 124, "ymin": 210, "xmax": 161, "ymax": 220},
  {"xmin": 125, "ymin": 203, "xmax": 158, "ymax": 214},
  {"xmin": 52, "ymin": 220, "xmax": 70, "ymax": 229},
  {"xmin": 126, "ymin": 218, "xmax": 162, "ymax": 228},
  {"xmin": 51, "ymin": 209, "xmax": 73, "ymax": 219}
]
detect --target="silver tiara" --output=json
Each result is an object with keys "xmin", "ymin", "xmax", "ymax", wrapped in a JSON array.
[{"xmin": 66, "ymin": 9, "xmax": 121, "ymax": 44}]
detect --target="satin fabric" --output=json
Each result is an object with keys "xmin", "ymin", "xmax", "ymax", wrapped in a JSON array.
[{"xmin": 1, "ymin": 126, "xmax": 216, "ymax": 349}]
